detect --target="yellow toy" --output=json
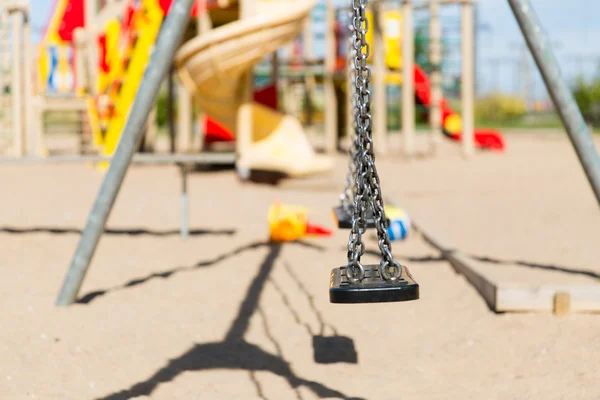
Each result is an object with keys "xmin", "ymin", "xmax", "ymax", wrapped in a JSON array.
[{"xmin": 268, "ymin": 201, "xmax": 332, "ymax": 242}]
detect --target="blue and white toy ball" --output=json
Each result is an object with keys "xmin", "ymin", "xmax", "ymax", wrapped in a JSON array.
[{"xmin": 385, "ymin": 206, "xmax": 411, "ymax": 241}]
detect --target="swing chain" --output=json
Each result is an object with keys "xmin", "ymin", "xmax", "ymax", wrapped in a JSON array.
[{"xmin": 346, "ymin": 0, "xmax": 401, "ymax": 284}]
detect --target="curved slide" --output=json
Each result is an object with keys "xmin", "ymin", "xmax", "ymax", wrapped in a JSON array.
[
  {"xmin": 413, "ymin": 65, "xmax": 505, "ymax": 151},
  {"xmin": 174, "ymin": 0, "xmax": 333, "ymax": 178}
]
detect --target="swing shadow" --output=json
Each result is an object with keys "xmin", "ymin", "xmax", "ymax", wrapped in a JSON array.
[
  {"xmin": 269, "ymin": 261, "xmax": 359, "ymax": 365},
  {"xmin": 0, "ymin": 226, "xmax": 236, "ymax": 237},
  {"xmin": 77, "ymin": 239, "xmax": 324, "ymax": 305},
  {"xmin": 362, "ymin": 248, "xmax": 444, "ymax": 264},
  {"xmin": 364, "ymin": 247, "xmax": 598, "ymax": 281},
  {"xmin": 468, "ymin": 254, "xmax": 600, "ymax": 280},
  {"xmin": 95, "ymin": 243, "xmax": 364, "ymax": 400}
]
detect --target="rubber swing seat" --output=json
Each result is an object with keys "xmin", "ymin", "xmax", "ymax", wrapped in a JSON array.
[
  {"xmin": 329, "ymin": 264, "xmax": 419, "ymax": 304},
  {"xmin": 332, "ymin": 206, "xmax": 390, "ymax": 229}
]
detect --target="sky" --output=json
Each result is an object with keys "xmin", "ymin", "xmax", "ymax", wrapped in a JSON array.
[{"xmin": 29, "ymin": 0, "xmax": 600, "ymax": 99}]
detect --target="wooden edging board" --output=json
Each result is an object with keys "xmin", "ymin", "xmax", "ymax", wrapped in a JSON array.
[{"xmin": 412, "ymin": 221, "xmax": 600, "ymax": 315}]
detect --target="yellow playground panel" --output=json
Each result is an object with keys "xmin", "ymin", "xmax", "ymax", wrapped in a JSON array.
[
  {"xmin": 47, "ymin": 1, "xmax": 405, "ymax": 166},
  {"xmin": 93, "ymin": 0, "xmax": 166, "ymax": 160},
  {"xmin": 365, "ymin": 9, "xmax": 403, "ymax": 84}
]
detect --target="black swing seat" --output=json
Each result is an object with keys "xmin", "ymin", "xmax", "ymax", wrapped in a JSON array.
[
  {"xmin": 332, "ymin": 205, "xmax": 390, "ymax": 229},
  {"xmin": 329, "ymin": 264, "xmax": 419, "ymax": 304}
]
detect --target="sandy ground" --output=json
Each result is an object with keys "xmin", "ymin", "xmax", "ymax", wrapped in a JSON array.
[{"xmin": 1, "ymin": 132, "xmax": 600, "ymax": 399}]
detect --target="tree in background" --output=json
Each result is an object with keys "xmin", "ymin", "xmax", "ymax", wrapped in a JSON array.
[{"xmin": 573, "ymin": 75, "xmax": 600, "ymax": 128}]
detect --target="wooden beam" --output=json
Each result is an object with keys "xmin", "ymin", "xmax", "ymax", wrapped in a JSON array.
[
  {"xmin": 346, "ymin": 39, "xmax": 354, "ymax": 149},
  {"xmin": 461, "ymin": 0, "xmax": 475, "ymax": 157},
  {"xmin": 177, "ymin": 82, "xmax": 193, "ymax": 152},
  {"xmin": 373, "ymin": 1, "xmax": 388, "ymax": 156},
  {"xmin": 38, "ymin": 97, "xmax": 88, "ymax": 111},
  {"xmin": 236, "ymin": 0, "xmax": 256, "ymax": 163},
  {"xmin": 91, "ymin": 0, "xmax": 127, "ymax": 34},
  {"xmin": 324, "ymin": 0, "xmax": 338, "ymax": 153},
  {"xmin": 402, "ymin": 0, "xmax": 415, "ymax": 158},
  {"xmin": 23, "ymin": 8, "xmax": 34, "ymax": 155},
  {"xmin": 10, "ymin": 10, "xmax": 23, "ymax": 156},
  {"xmin": 428, "ymin": 0, "xmax": 443, "ymax": 153},
  {"xmin": 197, "ymin": 0, "xmax": 212, "ymax": 34},
  {"xmin": 414, "ymin": 220, "xmax": 600, "ymax": 314},
  {"xmin": 144, "ymin": 106, "xmax": 157, "ymax": 152}
]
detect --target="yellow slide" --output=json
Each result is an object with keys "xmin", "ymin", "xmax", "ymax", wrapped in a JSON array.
[{"xmin": 174, "ymin": 0, "xmax": 333, "ymax": 178}]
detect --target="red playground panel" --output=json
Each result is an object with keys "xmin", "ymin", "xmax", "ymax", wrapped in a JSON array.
[{"xmin": 203, "ymin": 83, "xmax": 279, "ymax": 144}]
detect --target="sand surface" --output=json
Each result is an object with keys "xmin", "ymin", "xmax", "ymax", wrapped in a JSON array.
[{"xmin": 1, "ymin": 132, "xmax": 599, "ymax": 399}]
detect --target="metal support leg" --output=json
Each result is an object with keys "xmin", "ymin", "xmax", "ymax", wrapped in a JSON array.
[
  {"xmin": 168, "ymin": 65, "xmax": 176, "ymax": 154},
  {"xmin": 179, "ymin": 164, "xmax": 189, "ymax": 240},
  {"xmin": 508, "ymin": 0, "xmax": 600, "ymax": 208},
  {"xmin": 55, "ymin": 0, "xmax": 196, "ymax": 306}
]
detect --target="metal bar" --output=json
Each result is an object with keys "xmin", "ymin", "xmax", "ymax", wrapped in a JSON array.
[
  {"xmin": 0, "ymin": 153, "xmax": 236, "ymax": 165},
  {"xmin": 507, "ymin": 0, "xmax": 600, "ymax": 207},
  {"xmin": 168, "ymin": 65, "xmax": 176, "ymax": 153},
  {"xmin": 55, "ymin": 0, "xmax": 196, "ymax": 307}
]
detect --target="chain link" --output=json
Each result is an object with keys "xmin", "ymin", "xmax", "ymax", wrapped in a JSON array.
[{"xmin": 346, "ymin": 0, "xmax": 400, "ymax": 283}]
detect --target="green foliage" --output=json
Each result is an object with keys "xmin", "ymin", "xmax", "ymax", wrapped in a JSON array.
[
  {"xmin": 573, "ymin": 76, "xmax": 600, "ymax": 127},
  {"xmin": 475, "ymin": 93, "xmax": 527, "ymax": 123},
  {"xmin": 155, "ymin": 88, "xmax": 169, "ymax": 128},
  {"xmin": 414, "ymin": 27, "xmax": 430, "ymax": 69}
]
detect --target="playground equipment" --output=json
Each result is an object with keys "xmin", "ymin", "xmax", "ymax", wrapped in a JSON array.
[
  {"xmin": 506, "ymin": 0, "xmax": 600, "ymax": 206},
  {"xmin": 36, "ymin": 0, "xmax": 333, "ymax": 178},
  {"xmin": 360, "ymin": 0, "xmax": 504, "ymax": 155},
  {"xmin": 52, "ymin": 0, "xmax": 600, "ymax": 307},
  {"xmin": 1, "ymin": 0, "xmax": 503, "ymax": 164},
  {"xmin": 0, "ymin": 2, "xmax": 32, "ymax": 157},
  {"xmin": 174, "ymin": 0, "xmax": 333, "ymax": 178},
  {"xmin": 328, "ymin": 0, "xmax": 419, "ymax": 304},
  {"xmin": 413, "ymin": 65, "xmax": 505, "ymax": 150}
]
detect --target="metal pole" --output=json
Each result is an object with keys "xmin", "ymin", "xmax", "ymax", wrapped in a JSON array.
[
  {"xmin": 179, "ymin": 164, "xmax": 189, "ymax": 240},
  {"xmin": 507, "ymin": 0, "xmax": 600, "ymax": 207},
  {"xmin": 56, "ymin": 0, "xmax": 196, "ymax": 306}
]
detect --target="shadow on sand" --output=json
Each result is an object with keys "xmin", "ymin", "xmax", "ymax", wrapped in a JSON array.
[
  {"xmin": 469, "ymin": 254, "xmax": 600, "ymax": 280},
  {"xmin": 93, "ymin": 241, "xmax": 364, "ymax": 400},
  {"xmin": 0, "ymin": 226, "xmax": 236, "ymax": 237}
]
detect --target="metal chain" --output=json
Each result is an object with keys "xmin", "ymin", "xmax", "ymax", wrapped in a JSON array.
[
  {"xmin": 346, "ymin": 0, "xmax": 401, "ymax": 283},
  {"xmin": 340, "ymin": 10, "xmax": 358, "ymax": 212}
]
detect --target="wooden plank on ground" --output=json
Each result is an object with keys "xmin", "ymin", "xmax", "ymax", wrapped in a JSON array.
[{"xmin": 413, "ymin": 220, "xmax": 600, "ymax": 314}]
